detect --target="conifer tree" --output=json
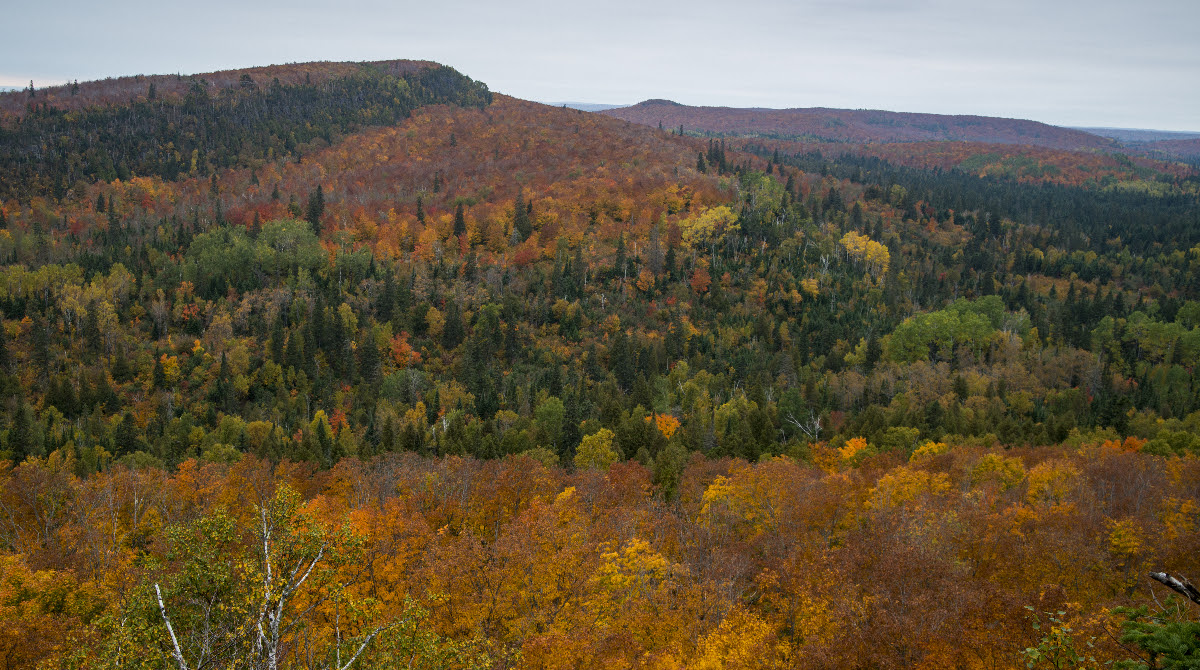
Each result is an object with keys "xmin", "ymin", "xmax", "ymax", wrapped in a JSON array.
[{"xmin": 305, "ymin": 186, "xmax": 325, "ymax": 234}]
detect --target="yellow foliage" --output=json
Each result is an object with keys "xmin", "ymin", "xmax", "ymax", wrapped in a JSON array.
[
  {"xmin": 970, "ymin": 453, "xmax": 1026, "ymax": 490},
  {"xmin": 839, "ymin": 436, "xmax": 870, "ymax": 462},
  {"xmin": 1026, "ymin": 459, "xmax": 1080, "ymax": 505},
  {"xmin": 700, "ymin": 459, "xmax": 798, "ymax": 536},
  {"xmin": 590, "ymin": 537, "xmax": 674, "ymax": 599},
  {"xmin": 159, "ymin": 354, "xmax": 180, "ymax": 384},
  {"xmin": 679, "ymin": 205, "xmax": 739, "ymax": 250},
  {"xmin": 575, "ymin": 428, "xmax": 619, "ymax": 470},
  {"xmin": 636, "ymin": 268, "xmax": 655, "ymax": 292},
  {"xmin": 425, "ymin": 306, "xmax": 445, "ymax": 339},
  {"xmin": 1107, "ymin": 518, "xmax": 1142, "ymax": 568},
  {"xmin": 646, "ymin": 413, "xmax": 681, "ymax": 439},
  {"xmin": 691, "ymin": 607, "xmax": 785, "ymax": 670},
  {"xmin": 868, "ymin": 466, "xmax": 951, "ymax": 510},
  {"xmin": 1162, "ymin": 497, "xmax": 1198, "ymax": 543},
  {"xmin": 839, "ymin": 231, "xmax": 890, "ymax": 276},
  {"xmin": 909, "ymin": 440, "xmax": 950, "ymax": 462}
]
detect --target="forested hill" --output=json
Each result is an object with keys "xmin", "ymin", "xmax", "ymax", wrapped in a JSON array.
[
  {"xmin": 0, "ymin": 60, "xmax": 492, "ymax": 201},
  {"xmin": 0, "ymin": 59, "xmax": 444, "ymax": 117},
  {"xmin": 601, "ymin": 99, "xmax": 1119, "ymax": 150},
  {"xmin": 2, "ymin": 61, "xmax": 1200, "ymax": 668}
]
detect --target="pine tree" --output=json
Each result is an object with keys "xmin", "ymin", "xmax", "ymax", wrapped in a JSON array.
[
  {"xmin": 31, "ymin": 319, "xmax": 50, "ymax": 376},
  {"xmin": 614, "ymin": 233, "xmax": 627, "ymax": 280},
  {"xmin": 152, "ymin": 354, "xmax": 167, "ymax": 390},
  {"xmin": 453, "ymin": 202, "xmax": 466, "ymax": 237},
  {"xmin": 305, "ymin": 186, "xmax": 325, "ymax": 235},
  {"xmin": 610, "ymin": 330, "xmax": 636, "ymax": 391},
  {"xmin": 442, "ymin": 302, "xmax": 465, "ymax": 350},
  {"xmin": 358, "ymin": 331, "xmax": 381, "ymax": 384},
  {"xmin": 8, "ymin": 403, "xmax": 33, "ymax": 462},
  {"xmin": 114, "ymin": 412, "xmax": 139, "ymax": 456},
  {"xmin": 212, "ymin": 352, "xmax": 234, "ymax": 415},
  {"xmin": 0, "ymin": 326, "xmax": 9, "ymax": 372},
  {"xmin": 378, "ymin": 273, "xmax": 397, "ymax": 323},
  {"xmin": 512, "ymin": 191, "xmax": 531, "ymax": 241}
]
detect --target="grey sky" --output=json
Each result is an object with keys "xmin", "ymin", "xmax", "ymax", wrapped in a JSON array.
[{"xmin": 3, "ymin": 0, "xmax": 1197, "ymax": 130}]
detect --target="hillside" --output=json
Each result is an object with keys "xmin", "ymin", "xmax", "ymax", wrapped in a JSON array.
[
  {"xmin": 1141, "ymin": 136, "xmax": 1200, "ymax": 163},
  {"xmin": 0, "ymin": 60, "xmax": 1199, "ymax": 668},
  {"xmin": 602, "ymin": 99, "xmax": 1119, "ymax": 150},
  {"xmin": 733, "ymin": 136, "xmax": 1193, "ymax": 188},
  {"xmin": 0, "ymin": 60, "xmax": 491, "ymax": 200}
]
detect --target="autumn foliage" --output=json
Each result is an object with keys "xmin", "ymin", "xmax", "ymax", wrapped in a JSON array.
[{"xmin": 0, "ymin": 443, "xmax": 1195, "ymax": 668}]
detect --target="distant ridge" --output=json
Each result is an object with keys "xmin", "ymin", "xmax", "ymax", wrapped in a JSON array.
[
  {"xmin": 601, "ymin": 99, "xmax": 1117, "ymax": 152},
  {"xmin": 542, "ymin": 101, "xmax": 627, "ymax": 112},
  {"xmin": 1072, "ymin": 127, "xmax": 1200, "ymax": 143}
]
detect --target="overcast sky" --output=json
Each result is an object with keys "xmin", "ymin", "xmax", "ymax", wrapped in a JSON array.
[{"xmin": 3, "ymin": 0, "xmax": 1197, "ymax": 130}]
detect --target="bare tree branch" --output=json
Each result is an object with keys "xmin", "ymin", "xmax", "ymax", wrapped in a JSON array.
[
  {"xmin": 337, "ymin": 626, "xmax": 384, "ymax": 670},
  {"xmin": 1149, "ymin": 572, "xmax": 1200, "ymax": 607},
  {"xmin": 155, "ymin": 583, "xmax": 189, "ymax": 670}
]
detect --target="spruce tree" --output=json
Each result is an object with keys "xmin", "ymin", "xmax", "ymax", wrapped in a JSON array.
[
  {"xmin": 453, "ymin": 202, "xmax": 466, "ymax": 237},
  {"xmin": 358, "ymin": 331, "xmax": 381, "ymax": 384},
  {"xmin": 305, "ymin": 186, "xmax": 325, "ymax": 234},
  {"xmin": 512, "ymin": 191, "xmax": 531, "ymax": 241},
  {"xmin": 8, "ymin": 403, "xmax": 33, "ymax": 462}
]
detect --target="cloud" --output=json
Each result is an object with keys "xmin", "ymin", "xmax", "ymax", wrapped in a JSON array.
[{"xmin": 2, "ymin": 0, "xmax": 1197, "ymax": 130}]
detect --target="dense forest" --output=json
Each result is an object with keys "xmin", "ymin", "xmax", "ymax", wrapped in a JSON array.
[{"xmin": 0, "ymin": 61, "xmax": 1199, "ymax": 668}]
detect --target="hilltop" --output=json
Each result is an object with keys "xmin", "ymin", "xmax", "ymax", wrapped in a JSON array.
[
  {"xmin": 0, "ymin": 59, "xmax": 491, "ymax": 201},
  {"xmin": 0, "ymin": 59, "xmax": 440, "ymax": 117}
]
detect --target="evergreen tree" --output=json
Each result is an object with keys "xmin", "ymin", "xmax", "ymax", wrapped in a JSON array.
[
  {"xmin": 270, "ymin": 318, "xmax": 286, "ymax": 363},
  {"xmin": 378, "ymin": 272, "xmax": 397, "ymax": 323},
  {"xmin": 453, "ymin": 202, "xmax": 466, "ymax": 237},
  {"xmin": 31, "ymin": 318, "xmax": 50, "ymax": 377},
  {"xmin": 610, "ymin": 330, "xmax": 636, "ymax": 392},
  {"xmin": 512, "ymin": 191, "xmax": 531, "ymax": 242},
  {"xmin": 0, "ymin": 326, "xmax": 9, "ymax": 372},
  {"xmin": 305, "ymin": 186, "xmax": 325, "ymax": 234},
  {"xmin": 8, "ymin": 403, "xmax": 33, "ymax": 462},
  {"xmin": 113, "ymin": 412, "xmax": 139, "ymax": 456},
  {"xmin": 152, "ymin": 355, "xmax": 167, "ymax": 390},
  {"xmin": 442, "ymin": 301, "xmax": 465, "ymax": 350},
  {"xmin": 614, "ymin": 233, "xmax": 627, "ymax": 280},
  {"xmin": 358, "ymin": 331, "xmax": 381, "ymax": 384}
]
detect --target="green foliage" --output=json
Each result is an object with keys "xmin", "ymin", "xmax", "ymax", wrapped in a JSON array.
[
  {"xmin": 1113, "ymin": 604, "xmax": 1200, "ymax": 670},
  {"xmin": 1021, "ymin": 608, "xmax": 1096, "ymax": 669},
  {"xmin": 576, "ymin": 428, "xmax": 619, "ymax": 470},
  {"xmin": 885, "ymin": 296, "xmax": 1022, "ymax": 363}
]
